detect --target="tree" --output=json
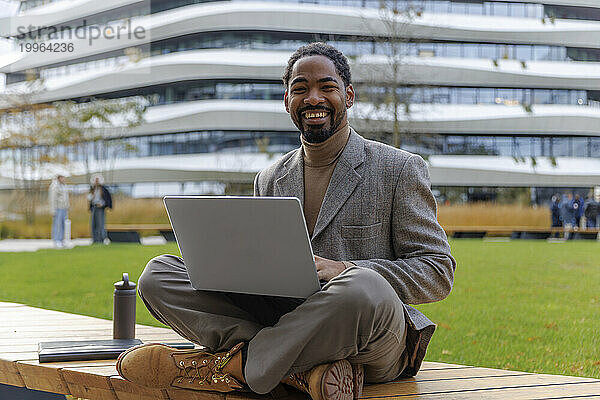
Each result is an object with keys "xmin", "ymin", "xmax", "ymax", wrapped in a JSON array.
[
  {"xmin": 0, "ymin": 79, "xmax": 60, "ymax": 224},
  {"xmin": 47, "ymin": 97, "xmax": 147, "ymax": 184},
  {"xmin": 354, "ymin": 0, "xmax": 422, "ymax": 149},
  {"xmin": 0, "ymin": 81, "xmax": 146, "ymax": 224}
]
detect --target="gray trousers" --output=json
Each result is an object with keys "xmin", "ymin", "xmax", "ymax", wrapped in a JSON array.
[
  {"xmin": 138, "ymin": 254, "xmax": 408, "ymax": 394},
  {"xmin": 90, "ymin": 206, "xmax": 106, "ymax": 243}
]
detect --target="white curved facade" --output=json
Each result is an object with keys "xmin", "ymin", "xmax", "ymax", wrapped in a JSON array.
[
  {"xmin": 119, "ymin": 100, "xmax": 600, "ymax": 137},
  {"xmin": 3, "ymin": 50, "xmax": 600, "ymax": 104},
  {"xmin": 1, "ymin": 0, "xmax": 600, "ymax": 193},
  {"xmin": 3, "ymin": 2, "xmax": 600, "ymax": 73}
]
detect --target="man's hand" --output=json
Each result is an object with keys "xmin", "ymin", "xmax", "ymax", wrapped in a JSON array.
[{"xmin": 314, "ymin": 255, "xmax": 346, "ymax": 282}]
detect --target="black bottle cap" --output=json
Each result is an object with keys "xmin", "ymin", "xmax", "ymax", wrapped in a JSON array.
[{"xmin": 114, "ymin": 273, "xmax": 136, "ymax": 290}]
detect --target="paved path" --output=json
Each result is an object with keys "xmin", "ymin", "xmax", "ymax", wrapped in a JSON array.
[{"xmin": 0, "ymin": 236, "xmax": 167, "ymax": 252}]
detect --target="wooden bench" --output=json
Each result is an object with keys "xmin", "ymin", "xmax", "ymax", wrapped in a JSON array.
[
  {"xmin": 444, "ymin": 226, "xmax": 600, "ymax": 240},
  {"xmin": 2, "ymin": 302, "xmax": 599, "ymax": 399},
  {"xmin": 106, "ymin": 224, "xmax": 174, "ymax": 243}
]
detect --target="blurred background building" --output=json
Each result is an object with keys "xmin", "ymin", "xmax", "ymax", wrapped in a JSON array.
[{"xmin": 0, "ymin": 0, "xmax": 599, "ymax": 202}]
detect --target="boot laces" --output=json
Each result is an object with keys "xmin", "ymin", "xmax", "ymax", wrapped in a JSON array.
[
  {"xmin": 289, "ymin": 372, "xmax": 309, "ymax": 391},
  {"xmin": 175, "ymin": 352, "xmax": 234, "ymax": 385}
]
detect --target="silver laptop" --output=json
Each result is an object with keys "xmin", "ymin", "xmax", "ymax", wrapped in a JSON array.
[{"xmin": 163, "ymin": 196, "xmax": 321, "ymax": 298}]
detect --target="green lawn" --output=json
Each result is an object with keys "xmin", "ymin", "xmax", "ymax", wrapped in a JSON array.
[{"xmin": 0, "ymin": 240, "xmax": 598, "ymax": 379}]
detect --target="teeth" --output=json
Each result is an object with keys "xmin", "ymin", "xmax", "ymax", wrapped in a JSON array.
[{"xmin": 305, "ymin": 111, "xmax": 328, "ymax": 119}]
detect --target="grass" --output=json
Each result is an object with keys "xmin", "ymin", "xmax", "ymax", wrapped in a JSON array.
[
  {"xmin": 417, "ymin": 240, "xmax": 599, "ymax": 379},
  {"xmin": 0, "ymin": 240, "xmax": 598, "ymax": 379}
]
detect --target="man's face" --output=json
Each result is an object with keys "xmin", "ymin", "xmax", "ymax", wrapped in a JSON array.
[{"xmin": 284, "ymin": 55, "xmax": 354, "ymax": 143}]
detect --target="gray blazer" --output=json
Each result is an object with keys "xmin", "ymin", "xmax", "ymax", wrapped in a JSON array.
[{"xmin": 254, "ymin": 129, "xmax": 456, "ymax": 376}]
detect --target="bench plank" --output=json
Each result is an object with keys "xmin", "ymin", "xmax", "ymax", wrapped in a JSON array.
[
  {"xmin": 365, "ymin": 373, "xmax": 599, "ymax": 397},
  {"xmin": 1, "ymin": 301, "xmax": 599, "ymax": 400},
  {"xmin": 61, "ymin": 365, "xmax": 117, "ymax": 400},
  {"xmin": 110, "ymin": 376, "xmax": 170, "ymax": 400},
  {"xmin": 363, "ymin": 382, "xmax": 600, "ymax": 399},
  {"xmin": 16, "ymin": 361, "xmax": 71, "ymax": 394}
]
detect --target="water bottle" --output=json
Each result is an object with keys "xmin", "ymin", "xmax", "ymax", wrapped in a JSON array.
[{"xmin": 113, "ymin": 273, "xmax": 136, "ymax": 339}]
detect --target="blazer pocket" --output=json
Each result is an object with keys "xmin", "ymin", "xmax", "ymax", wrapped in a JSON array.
[{"xmin": 341, "ymin": 222, "xmax": 382, "ymax": 240}]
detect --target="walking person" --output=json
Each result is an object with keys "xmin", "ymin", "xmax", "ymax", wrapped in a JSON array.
[
  {"xmin": 48, "ymin": 175, "xmax": 69, "ymax": 248},
  {"xmin": 88, "ymin": 174, "xmax": 112, "ymax": 244}
]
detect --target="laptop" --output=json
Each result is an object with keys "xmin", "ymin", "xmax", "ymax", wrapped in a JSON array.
[{"xmin": 163, "ymin": 196, "xmax": 321, "ymax": 298}]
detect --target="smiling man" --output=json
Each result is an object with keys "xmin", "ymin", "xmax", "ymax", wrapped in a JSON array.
[{"xmin": 117, "ymin": 43, "xmax": 456, "ymax": 400}]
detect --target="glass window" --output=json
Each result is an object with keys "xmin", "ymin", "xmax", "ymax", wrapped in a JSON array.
[
  {"xmin": 515, "ymin": 45, "xmax": 531, "ymax": 60},
  {"xmin": 529, "ymin": 137, "xmax": 542, "ymax": 157},
  {"xmin": 496, "ymin": 89, "xmax": 515, "ymax": 104},
  {"xmin": 445, "ymin": 136, "xmax": 467, "ymax": 154},
  {"xmin": 468, "ymin": 136, "xmax": 497, "ymax": 155},
  {"xmin": 458, "ymin": 88, "xmax": 477, "ymax": 104},
  {"xmin": 463, "ymin": 44, "xmax": 478, "ymax": 58},
  {"xmin": 432, "ymin": 1, "xmax": 450, "ymax": 13},
  {"xmin": 551, "ymin": 90, "xmax": 569, "ymax": 105},
  {"xmin": 522, "ymin": 89, "xmax": 532, "ymax": 105},
  {"xmin": 479, "ymin": 88, "xmax": 495, "ymax": 104},
  {"xmin": 445, "ymin": 43, "xmax": 461, "ymax": 57},
  {"xmin": 526, "ymin": 4, "xmax": 542, "ymax": 18},
  {"xmin": 572, "ymin": 137, "xmax": 588, "ymax": 157},
  {"xmin": 492, "ymin": 2, "xmax": 509, "ymax": 17},
  {"xmin": 510, "ymin": 3, "xmax": 526, "ymax": 18},
  {"xmin": 590, "ymin": 137, "xmax": 600, "ymax": 158},
  {"xmin": 466, "ymin": 3, "xmax": 482, "ymax": 15},
  {"xmin": 514, "ymin": 137, "xmax": 532, "ymax": 157},
  {"xmin": 431, "ymin": 87, "xmax": 450, "ymax": 104},
  {"xmin": 534, "ymin": 90, "xmax": 552, "ymax": 104},
  {"xmin": 480, "ymin": 44, "xmax": 497, "ymax": 59},
  {"xmin": 450, "ymin": 2, "xmax": 467, "ymax": 14},
  {"xmin": 551, "ymin": 137, "xmax": 570, "ymax": 157},
  {"xmin": 495, "ymin": 136, "xmax": 512, "ymax": 156},
  {"xmin": 499, "ymin": 45, "xmax": 512, "ymax": 60},
  {"xmin": 534, "ymin": 45, "xmax": 551, "ymax": 60}
]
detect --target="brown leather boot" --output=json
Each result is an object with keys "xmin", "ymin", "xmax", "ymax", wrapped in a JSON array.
[
  {"xmin": 282, "ymin": 360, "xmax": 363, "ymax": 400},
  {"xmin": 116, "ymin": 342, "xmax": 246, "ymax": 392}
]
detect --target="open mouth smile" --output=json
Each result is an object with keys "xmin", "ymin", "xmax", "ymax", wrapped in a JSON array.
[
  {"xmin": 301, "ymin": 110, "xmax": 331, "ymax": 125},
  {"xmin": 303, "ymin": 111, "xmax": 329, "ymax": 119}
]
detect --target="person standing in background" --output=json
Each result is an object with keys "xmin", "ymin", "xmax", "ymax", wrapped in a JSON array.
[
  {"xmin": 584, "ymin": 194, "xmax": 599, "ymax": 229},
  {"xmin": 560, "ymin": 194, "xmax": 575, "ymax": 239},
  {"xmin": 550, "ymin": 194, "xmax": 561, "ymax": 238},
  {"xmin": 88, "ymin": 174, "xmax": 113, "ymax": 244},
  {"xmin": 574, "ymin": 194, "xmax": 584, "ymax": 228},
  {"xmin": 49, "ymin": 175, "xmax": 69, "ymax": 248}
]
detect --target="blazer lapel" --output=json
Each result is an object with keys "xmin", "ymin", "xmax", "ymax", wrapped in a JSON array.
[
  {"xmin": 312, "ymin": 129, "xmax": 365, "ymax": 240},
  {"xmin": 275, "ymin": 148, "xmax": 304, "ymax": 206}
]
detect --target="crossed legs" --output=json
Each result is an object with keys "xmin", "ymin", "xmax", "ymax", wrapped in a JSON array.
[{"xmin": 138, "ymin": 254, "xmax": 408, "ymax": 394}]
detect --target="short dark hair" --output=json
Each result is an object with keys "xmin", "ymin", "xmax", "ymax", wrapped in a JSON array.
[{"xmin": 283, "ymin": 42, "xmax": 352, "ymax": 88}]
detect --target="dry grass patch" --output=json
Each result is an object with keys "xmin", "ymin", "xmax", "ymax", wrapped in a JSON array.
[{"xmin": 438, "ymin": 203, "xmax": 550, "ymax": 228}]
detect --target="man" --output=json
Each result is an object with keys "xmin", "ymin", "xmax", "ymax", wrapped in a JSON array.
[
  {"xmin": 88, "ymin": 174, "xmax": 112, "ymax": 243},
  {"xmin": 49, "ymin": 175, "xmax": 69, "ymax": 248},
  {"xmin": 561, "ymin": 193, "xmax": 575, "ymax": 239},
  {"xmin": 574, "ymin": 194, "xmax": 584, "ymax": 228},
  {"xmin": 584, "ymin": 192, "xmax": 599, "ymax": 228},
  {"xmin": 117, "ymin": 43, "xmax": 456, "ymax": 400}
]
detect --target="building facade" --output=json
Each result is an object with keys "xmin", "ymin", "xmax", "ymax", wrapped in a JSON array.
[{"xmin": 0, "ymin": 0, "xmax": 599, "ymax": 200}]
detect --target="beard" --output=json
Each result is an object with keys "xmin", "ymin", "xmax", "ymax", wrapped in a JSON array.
[{"xmin": 296, "ymin": 106, "xmax": 345, "ymax": 144}]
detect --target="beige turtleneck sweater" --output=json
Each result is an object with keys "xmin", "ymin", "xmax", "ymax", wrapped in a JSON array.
[{"xmin": 301, "ymin": 128, "xmax": 350, "ymax": 237}]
